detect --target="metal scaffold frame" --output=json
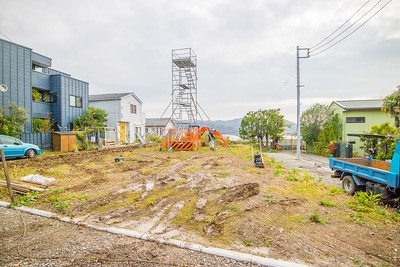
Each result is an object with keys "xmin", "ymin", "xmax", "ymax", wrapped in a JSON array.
[
  {"xmin": 172, "ymin": 48, "xmax": 198, "ymax": 126},
  {"xmin": 160, "ymin": 48, "xmax": 228, "ymax": 151}
]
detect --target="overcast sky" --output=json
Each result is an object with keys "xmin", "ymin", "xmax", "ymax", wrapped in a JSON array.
[{"xmin": 1, "ymin": 0, "xmax": 399, "ymax": 122}]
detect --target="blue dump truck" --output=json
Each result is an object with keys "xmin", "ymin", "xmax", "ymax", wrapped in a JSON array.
[{"xmin": 329, "ymin": 142, "xmax": 400, "ymax": 205}]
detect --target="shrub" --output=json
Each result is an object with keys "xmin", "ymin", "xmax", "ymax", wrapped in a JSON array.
[
  {"xmin": 148, "ymin": 134, "xmax": 161, "ymax": 143},
  {"xmin": 354, "ymin": 191, "xmax": 381, "ymax": 208},
  {"xmin": 9, "ymin": 191, "xmax": 40, "ymax": 208}
]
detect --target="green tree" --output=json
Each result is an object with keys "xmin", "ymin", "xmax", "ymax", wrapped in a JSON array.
[
  {"xmin": 382, "ymin": 85, "xmax": 400, "ymax": 127},
  {"xmin": 314, "ymin": 113, "xmax": 341, "ymax": 156},
  {"xmin": 73, "ymin": 107, "xmax": 108, "ymax": 130},
  {"xmin": 360, "ymin": 122, "xmax": 397, "ymax": 160},
  {"xmin": 0, "ymin": 102, "xmax": 28, "ymax": 137},
  {"xmin": 239, "ymin": 111, "xmax": 261, "ymax": 144},
  {"xmin": 318, "ymin": 114, "xmax": 341, "ymax": 144},
  {"xmin": 239, "ymin": 109, "xmax": 285, "ymax": 148},
  {"xmin": 300, "ymin": 104, "xmax": 332, "ymax": 147},
  {"xmin": 260, "ymin": 109, "xmax": 285, "ymax": 148}
]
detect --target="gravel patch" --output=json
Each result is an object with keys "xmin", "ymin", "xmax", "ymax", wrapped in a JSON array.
[{"xmin": 0, "ymin": 207, "xmax": 262, "ymax": 267}]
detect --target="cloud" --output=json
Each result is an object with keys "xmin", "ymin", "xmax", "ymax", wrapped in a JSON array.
[{"xmin": 1, "ymin": 0, "xmax": 399, "ymax": 122}]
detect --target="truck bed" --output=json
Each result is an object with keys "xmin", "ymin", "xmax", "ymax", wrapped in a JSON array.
[
  {"xmin": 335, "ymin": 158, "xmax": 391, "ymax": 171},
  {"xmin": 329, "ymin": 157, "xmax": 399, "ymax": 189}
]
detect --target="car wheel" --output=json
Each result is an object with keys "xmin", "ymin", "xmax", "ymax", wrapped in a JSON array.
[
  {"xmin": 25, "ymin": 149, "xmax": 36, "ymax": 158},
  {"xmin": 342, "ymin": 175, "xmax": 356, "ymax": 195}
]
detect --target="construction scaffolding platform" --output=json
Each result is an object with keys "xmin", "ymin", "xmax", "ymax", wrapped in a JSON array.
[{"xmin": 172, "ymin": 48, "xmax": 198, "ymax": 125}]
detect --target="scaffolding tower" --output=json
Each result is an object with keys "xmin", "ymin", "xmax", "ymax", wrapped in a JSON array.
[{"xmin": 172, "ymin": 48, "xmax": 198, "ymax": 126}]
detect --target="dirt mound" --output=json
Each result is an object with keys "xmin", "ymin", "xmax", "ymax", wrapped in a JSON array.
[{"xmin": 219, "ymin": 183, "xmax": 260, "ymax": 203}]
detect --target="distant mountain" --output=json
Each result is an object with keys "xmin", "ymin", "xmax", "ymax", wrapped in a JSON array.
[
  {"xmin": 202, "ymin": 118, "xmax": 242, "ymax": 135},
  {"xmin": 284, "ymin": 120, "xmax": 297, "ymax": 135},
  {"xmin": 202, "ymin": 118, "xmax": 296, "ymax": 136}
]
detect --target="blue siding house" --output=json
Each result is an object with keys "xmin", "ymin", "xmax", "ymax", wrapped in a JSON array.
[{"xmin": 0, "ymin": 38, "xmax": 88, "ymax": 133}]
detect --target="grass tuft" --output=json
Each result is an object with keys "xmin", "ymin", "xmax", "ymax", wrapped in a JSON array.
[
  {"xmin": 319, "ymin": 200, "xmax": 336, "ymax": 207},
  {"xmin": 309, "ymin": 213, "xmax": 327, "ymax": 225},
  {"xmin": 173, "ymin": 196, "xmax": 197, "ymax": 225},
  {"xmin": 243, "ymin": 239, "xmax": 253, "ymax": 247},
  {"xmin": 262, "ymin": 238, "xmax": 271, "ymax": 247},
  {"xmin": 9, "ymin": 191, "xmax": 41, "ymax": 208}
]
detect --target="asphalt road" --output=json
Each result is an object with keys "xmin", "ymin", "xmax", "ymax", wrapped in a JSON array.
[{"xmin": 266, "ymin": 150, "xmax": 341, "ymax": 187}]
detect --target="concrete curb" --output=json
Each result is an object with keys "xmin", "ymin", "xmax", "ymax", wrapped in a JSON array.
[{"xmin": 0, "ymin": 201, "xmax": 308, "ymax": 267}]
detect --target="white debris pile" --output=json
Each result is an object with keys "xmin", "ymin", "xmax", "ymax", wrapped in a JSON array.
[{"xmin": 21, "ymin": 174, "xmax": 56, "ymax": 186}]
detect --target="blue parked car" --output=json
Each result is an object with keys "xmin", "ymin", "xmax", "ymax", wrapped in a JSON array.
[{"xmin": 0, "ymin": 135, "xmax": 41, "ymax": 159}]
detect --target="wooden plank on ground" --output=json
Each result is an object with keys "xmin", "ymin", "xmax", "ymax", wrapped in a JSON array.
[{"xmin": 0, "ymin": 180, "xmax": 46, "ymax": 194}]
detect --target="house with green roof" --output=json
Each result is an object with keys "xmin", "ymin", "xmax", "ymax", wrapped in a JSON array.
[{"xmin": 329, "ymin": 99, "xmax": 395, "ymax": 156}]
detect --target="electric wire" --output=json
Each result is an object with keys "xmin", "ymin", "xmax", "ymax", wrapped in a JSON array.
[
  {"xmin": 310, "ymin": 0, "xmax": 385, "ymax": 53},
  {"xmin": 309, "ymin": 0, "xmax": 372, "ymax": 50},
  {"xmin": 0, "ymin": 31, "xmax": 13, "ymax": 42},
  {"xmin": 270, "ymin": 71, "xmax": 296, "ymax": 100},
  {"xmin": 198, "ymin": 102, "xmax": 215, "ymax": 128},
  {"xmin": 309, "ymin": 0, "xmax": 392, "ymax": 57},
  {"xmin": 151, "ymin": 99, "xmax": 172, "ymax": 131}
]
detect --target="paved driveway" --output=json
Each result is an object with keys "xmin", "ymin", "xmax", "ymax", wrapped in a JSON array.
[{"xmin": 266, "ymin": 150, "xmax": 341, "ymax": 187}]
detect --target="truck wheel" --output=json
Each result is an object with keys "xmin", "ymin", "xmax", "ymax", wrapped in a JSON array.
[{"xmin": 342, "ymin": 175, "xmax": 356, "ymax": 195}]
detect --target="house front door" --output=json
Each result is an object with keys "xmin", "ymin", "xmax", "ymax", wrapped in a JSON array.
[{"xmin": 119, "ymin": 122, "xmax": 126, "ymax": 142}]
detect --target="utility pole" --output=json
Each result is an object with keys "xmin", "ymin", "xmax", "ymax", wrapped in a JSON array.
[{"xmin": 296, "ymin": 46, "xmax": 309, "ymax": 159}]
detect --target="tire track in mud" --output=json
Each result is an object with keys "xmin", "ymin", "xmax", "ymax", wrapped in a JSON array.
[
  {"xmin": 74, "ymin": 154, "xmax": 200, "ymax": 235},
  {"xmin": 286, "ymin": 229, "xmax": 393, "ymax": 267}
]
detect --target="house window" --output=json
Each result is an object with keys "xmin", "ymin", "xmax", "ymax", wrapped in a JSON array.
[
  {"xmin": 346, "ymin": 117, "xmax": 365, "ymax": 123},
  {"xmin": 130, "ymin": 104, "xmax": 137, "ymax": 114},
  {"xmin": 32, "ymin": 88, "xmax": 56, "ymax": 103},
  {"xmin": 69, "ymin": 95, "xmax": 82, "ymax": 108}
]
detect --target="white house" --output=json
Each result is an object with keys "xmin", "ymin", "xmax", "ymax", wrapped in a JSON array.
[
  {"xmin": 89, "ymin": 92, "xmax": 146, "ymax": 143},
  {"xmin": 145, "ymin": 118, "xmax": 176, "ymax": 137}
]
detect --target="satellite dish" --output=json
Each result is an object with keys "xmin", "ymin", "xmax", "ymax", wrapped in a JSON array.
[{"xmin": 0, "ymin": 84, "xmax": 8, "ymax": 92}]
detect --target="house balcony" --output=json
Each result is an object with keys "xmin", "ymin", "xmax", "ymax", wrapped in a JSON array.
[
  {"xmin": 32, "ymin": 52, "xmax": 52, "ymax": 68},
  {"xmin": 32, "ymin": 71, "xmax": 50, "ymax": 90},
  {"xmin": 32, "ymin": 102, "xmax": 51, "ymax": 119}
]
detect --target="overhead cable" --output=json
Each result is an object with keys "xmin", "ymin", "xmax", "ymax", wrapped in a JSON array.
[
  {"xmin": 309, "ymin": 0, "xmax": 373, "ymax": 51},
  {"xmin": 0, "ymin": 31, "xmax": 13, "ymax": 42},
  {"xmin": 309, "ymin": 0, "xmax": 392, "ymax": 57},
  {"xmin": 310, "ymin": 0, "xmax": 385, "ymax": 53}
]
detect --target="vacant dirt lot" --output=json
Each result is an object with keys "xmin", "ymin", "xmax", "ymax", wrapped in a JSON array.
[
  {"xmin": 0, "ymin": 206, "xmax": 260, "ymax": 267},
  {"xmin": 1, "ymin": 144, "xmax": 399, "ymax": 266}
]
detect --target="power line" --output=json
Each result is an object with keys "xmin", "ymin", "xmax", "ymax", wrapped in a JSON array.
[
  {"xmin": 309, "ymin": 0, "xmax": 373, "ymax": 50},
  {"xmin": 269, "ymin": 71, "xmax": 296, "ymax": 100},
  {"xmin": 310, "ymin": 0, "xmax": 385, "ymax": 53},
  {"xmin": 0, "ymin": 31, "xmax": 13, "ymax": 42},
  {"xmin": 309, "ymin": 0, "xmax": 392, "ymax": 57}
]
